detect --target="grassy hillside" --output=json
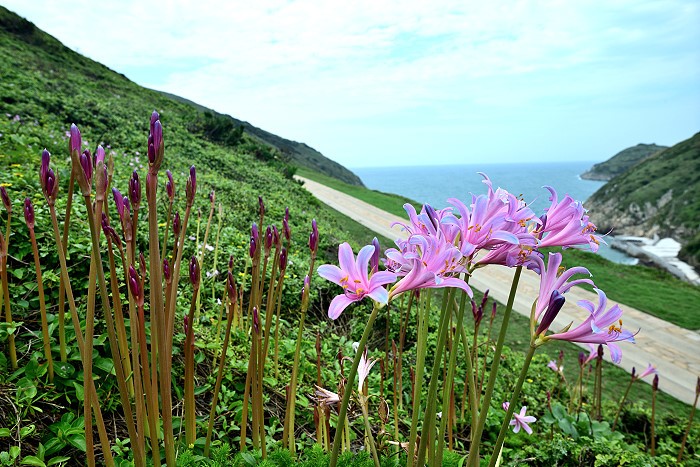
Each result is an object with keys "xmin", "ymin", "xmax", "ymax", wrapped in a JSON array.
[
  {"xmin": 586, "ymin": 132, "xmax": 700, "ymax": 264},
  {"xmin": 581, "ymin": 143, "xmax": 667, "ymax": 181},
  {"xmin": 161, "ymin": 91, "xmax": 365, "ymax": 187}
]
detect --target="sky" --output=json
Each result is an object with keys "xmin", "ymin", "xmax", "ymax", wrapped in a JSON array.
[{"xmin": 3, "ymin": 0, "xmax": 700, "ymax": 168}]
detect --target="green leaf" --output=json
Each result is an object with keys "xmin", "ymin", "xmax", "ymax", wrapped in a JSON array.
[
  {"xmin": 93, "ymin": 357, "xmax": 114, "ymax": 375},
  {"xmin": 67, "ymin": 435, "xmax": 86, "ymax": 452},
  {"xmin": 47, "ymin": 457, "xmax": 71, "ymax": 466},
  {"xmin": 0, "ymin": 428, "xmax": 10, "ymax": 437},
  {"xmin": 53, "ymin": 362, "xmax": 75, "ymax": 379},
  {"xmin": 20, "ymin": 425, "xmax": 35, "ymax": 438},
  {"xmin": 20, "ymin": 455, "xmax": 46, "ymax": 467}
]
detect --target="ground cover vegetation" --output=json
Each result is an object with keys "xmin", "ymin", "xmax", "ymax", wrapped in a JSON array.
[{"xmin": 0, "ymin": 6, "xmax": 698, "ymax": 467}]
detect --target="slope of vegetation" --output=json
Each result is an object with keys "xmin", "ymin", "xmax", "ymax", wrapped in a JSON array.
[{"xmin": 581, "ymin": 143, "xmax": 667, "ymax": 181}]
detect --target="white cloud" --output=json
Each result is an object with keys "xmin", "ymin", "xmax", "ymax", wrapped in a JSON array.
[{"xmin": 4, "ymin": 0, "xmax": 699, "ymax": 167}]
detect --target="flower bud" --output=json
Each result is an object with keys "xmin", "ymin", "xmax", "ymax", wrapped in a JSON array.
[
  {"xmin": 185, "ymin": 165, "xmax": 196, "ymax": 206},
  {"xmin": 128, "ymin": 265, "xmax": 141, "ymax": 302},
  {"xmin": 0, "ymin": 187, "xmax": 10, "ymax": 213},
  {"xmin": 371, "ymin": 237, "xmax": 380, "ymax": 273},
  {"xmin": 95, "ymin": 160, "xmax": 108, "ymax": 201},
  {"xmin": 480, "ymin": 289, "xmax": 490, "ymax": 311},
  {"xmin": 95, "ymin": 145, "xmax": 105, "ymax": 166},
  {"xmin": 597, "ymin": 344, "xmax": 604, "ymax": 359},
  {"xmin": 378, "ymin": 397, "xmax": 390, "ymax": 424},
  {"xmin": 44, "ymin": 168, "xmax": 58, "ymax": 205},
  {"xmin": 578, "ymin": 352, "xmax": 586, "ymax": 367},
  {"xmin": 129, "ymin": 170, "xmax": 141, "ymax": 209},
  {"xmin": 79, "ymin": 149, "xmax": 93, "ymax": 189},
  {"xmin": 696, "ymin": 376, "xmax": 700, "ymax": 396},
  {"xmin": 228, "ymin": 254, "xmax": 234, "ymax": 271},
  {"xmin": 249, "ymin": 237, "xmax": 257, "ymax": 259},
  {"xmin": 163, "ymin": 259, "xmax": 171, "ymax": 283},
  {"xmin": 69, "ymin": 124, "xmax": 81, "ymax": 156},
  {"xmin": 279, "ymin": 248, "xmax": 288, "ymax": 272},
  {"xmin": 23, "ymin": 198, "xmax": 34, "ymax": 229},
  {"xmin": 652, "ymin": 374, "xmax": 659, "ymax": 391},
  {"xmin": 252, "ymin": 306, "xmax": 260, "ymax": 334},
  {"xmin": 535, "ymin": 290, "xmax": 565, "ymax": 335},
  {"xmin": 112, "ymin": 188, "xmax": 125, "ymax": 221},
  {"xmin": 40, "ymin": 149, "xmax": 50, "ymax": 188},
  {"xmin": 309, "ymin": 219, "xmax": 318, "ymax": 254},
  {"xmin": 209, "ymin": 190, "xmax": 215, "ymax": 205},
  {"xmin": 227, "ymin": 270, "xmax": 236, "ymax": 301},
  {"xmin": 424, "ymin": 204, "xmax": 439, "ymax": 230},
  {"xmin": 139, "ymin": 252, "xmax": 146, "ymax": 279},
  {"xmin": 173, "ymin": 211, "xmax": 181, "ymax": 238},
  {"xmin": 264, "ymin": 226, "xmax": 273, "ymax": 256},
  {"xmin": 272, "ymin": 225, "xmax": 280, "ymax": 247},
  {"xmin": 189, "ymin": 255, "xmax": 200, "ymax": 289},
  {"xmin": 165, "ymin": 169, "xmax": 174, "ymax": 201},
  {"xmin": 149, "ymin": 118, "xmax": 164, "ymax": 171},
  {"xmin": 491, "ymin": 301, "xmax": 497, "ymax": 319},
  {"xmin": 258, "ymin": 196, "xmax": 265, "ymax": 218}
]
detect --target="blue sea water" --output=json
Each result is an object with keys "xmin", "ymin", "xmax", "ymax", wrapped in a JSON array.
[{"xmin": 352, "ymin": 161, "xmax": 636, "ymax": 264}]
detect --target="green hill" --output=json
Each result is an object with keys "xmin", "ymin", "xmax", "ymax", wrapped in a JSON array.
[
  {"xmin": 585, "ymin": 132, "xmax": 700, "ymax": 265},
  {"xmin": 581, "ymin": 143, "xmax": 668, "ymax": 181}
]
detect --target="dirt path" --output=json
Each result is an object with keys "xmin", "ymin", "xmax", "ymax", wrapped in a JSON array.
[{"xmin": 298, "ymin": 176, "xmax": 700, "ymax": 405}]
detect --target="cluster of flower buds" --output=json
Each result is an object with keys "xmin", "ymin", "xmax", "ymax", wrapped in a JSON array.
[
  {"xmin": 148, "ymin": 111, "xmax": 164, "ymax": 172},
  {"xmin": 165, "ymin": 170, "xmax": 174, "ymax": 201},
  {"xmin": 128, "ymin": 265, "xmax": 143, "ymax": 306},
  {"xmin": 40, "ymin": 149, "xmax": 58, "ymax": 205},
  {"xmin": 189, "ymin": 256, "xmax": 200, "ymax": 290},
  {"xmin": 1, "ymin": 187, "xmax": 10, "ymax": 213},
  {"xmin": 94, "ymin": 146, "xmax": 108, "ymax": 201},
  {"xmin": 163, "ymin": 258, "xmax": 172, "ymax": 283},
  {"xmin": 23, "ymin": 198, "xmax": 34, "ymax": 230},
  {"xmin": 129, "ymin": 170, "xmax": 141, "ymax": 210},
  {"xmin": 250, "ymin": 223, "xmax": 259, "ymax": 259},
  {"xmin": 185, "ymin": 166, "xmax": 196, "ymax": 206}
]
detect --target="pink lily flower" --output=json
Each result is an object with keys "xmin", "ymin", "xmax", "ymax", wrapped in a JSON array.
[
  {"xmin": 636, "ymin": 363, "xmax": 657, "ymax": 381},
  {"xmin": 318, "ymin": 242, "xmax": 397, "ymax": 319},
  {"xmin": 388, "ymin": 234, "xmax": 472, "ymax": 299},
  {"xmin": 545, "ymin": 289, "xmax": 636, "ymax": 363},
  {"xmin": 547, "ymin": 360, "xmax": 563, "ymax": 373},
  {"xmin": 529, "ymin": 252, "xmax": 594, "ymax": 319},
  {"xmin": 537, "ymin": 187, "xmax": 604, "ymax": 252},
  {"xmin": 503, "ymin": 402, "xmax": 537, "ymax": 434}
]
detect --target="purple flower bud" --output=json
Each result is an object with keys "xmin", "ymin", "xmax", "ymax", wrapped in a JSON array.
[
  {"xmin": 491, "ymin": 301, "xmax": 497, "ymax": 319},
  {"xmin": 45, "ymin": 168, "xmax": 58, "ymax": 204},
  {"xmin": 69, "ymin": 124, "xmax": 81, "ymax": 155},
  {"xmin": 112, "ymin": 188, "xmax": 125, "ymax": 221},
  {"xmin": 23, "ymin": 198, "xmax": 34, "ymax": 229},
  {"xmin": 252, "ymin": 306, "xmax": 260, "ymax": 333},
  {"xmin": 535, "ymin": 290, "xmax": 565, "ymax": 335},
  {"xmin": 150, "ymin": 119, "xmax": 164, "ymax": 168},
  {"xmin": 597, "ymin": 344, "xmax": 604, "ymax": 359},
  {"xmin": 264, "ymin": 226, "xmax": 273, "ymax": 255},
  {"xmin": 173, "ymin": 211, "xmax": 181, "ymax": 237},
  {"xmin": 95, "ymin": 145, "xmax": 105, "ymax": 166},
  {"xmin": 227, "ymin": 271, "xmax": 236, "ymax": 300},
  {"xmin": 480, "ymin": 289, "xmax": 490, "ymax": 312},
  {"xmin": 40, "ymin": 149, "xmax": 50, "ymax": 187},
  {"xmin": 79, "ymin": 149, "xmax": 93, "ymax": 188},
  {"xmin": 163, "ymin": 259, "xmax": 171, "ymax": 283},
  {"xmin": 128, "ymin": 265, "xmax": 141, "ymax": 301},
  {"xmin": 652, "ymin": 374, "xmax": 659, "ymax": 391},
  {"xmin": 228, "ymin": 254, "xmax": 234, "ymax": 271},
  {"xmin": 285, "ymin": 207, "xmax": 290, "ymax": 222},
  {"xmin": 258, "ymin": 196, "xmax": 265, "ymax": 218},
  {"xmin": 129, "ymin": 170, "xmax": 141, "ymax": 209},
  {"xmin": 279, "ymin": 248, "xmax": 288, "ymax": 271},
  {"xmin": 95, "ymin": 164, "xmax": 108, "ymax": 200},
  {"xmin": 309, "ymin": 219, "xmax": 318, "ymax": 254},
  {"xmin": 165, "ymin": 170, "xmax": 174, "ymax": 201},
  {"xmin": 209, "ymin": 190, "xmax": 215, "ymax": 205},
  {"xmin": 150, "ymin": 110, "xmax": 159, "ymax": 131},
  {"xmin": 424, "ymin": 204, "xmax": 439, "ymax": 230},
  {"xmin": 283, "ymin": 218, "xmax": 291, "ymax": 242},
  {"xmin": 578, "ymin": 352, "xmax": 586, "ymax": 367},
  {"xmin": 371, "ymin": 237, "xmax": 380, "ymax": 273},
  {"xmin": 272, "ymin": 225, "xmax": 280, "ymax": 247},
  {"xmin": 0, "ymin": 187, "xmax": 10, "ymax": 213},
  {"xmin": 185, "ymin": 165, "xmax": 196, "ymax": 205},
  {"xmin": 631, "ymin": 367, "xmax": 637, "ymax": 378},
  {"xmin": 249, "ymin": 237, "xmax": 257, "ymax": 259},
  {"xmin": 251, "ymin": 223, "xmax": 259, "ymax": 242},
  {"xmin": 189, "ymin": 256, "xmax": 200, "ymax": 289},
  {"xmin": 100, "ymin": 212, "xmax": 109, "ymax": 232}
]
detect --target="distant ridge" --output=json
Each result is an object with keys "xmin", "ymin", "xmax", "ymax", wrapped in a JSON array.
[
  {"xmin": 585, "ymin": 133, "xmax": 700, "ymax": 267},
  {"xmin": 581, "ymin": 143, "xmax": 668, "ymax": 181},
  {"xmin": 158, "ymin": 95, "xmax": 365, "ymax": 187}
]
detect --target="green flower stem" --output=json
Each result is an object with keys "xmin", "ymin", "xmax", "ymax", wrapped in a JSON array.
[
  {"xmin": 204, "ymin": 296, "xmax": 235, "ymax": 456},
  {"xmin": 329, "ymin": 302, "xmax": 382, "ymax": 467},
  {"xmin": 27, "ymin": 226, "xmax": 53, "ymax": 381},
  {"xmin": 272, "ymin": 274, "xmax": 287, "ymax": 380},
  {"xmin": 282, "ymin": 300, "xmax": 307, "ymax": 454},
  {"xmin": 195, "ymin": 196, "xmax": 216, "ymax": 320},
  {"xmin": 488, "ymin": 343, "xmax": 537, "ymax": 467},
  {"xmin": 416, "ymin": 289, "xmax": 457, "ymax": 466},
  {"xmin": 459, "ymin": 322, "xmax": 479, "ymax": 439},
  {"xmin": 84, "ymin": 256, "xmax": 97, "ymax": 467},
  {"xmin": 57, "ymin": 173, "xmax": 75, "ymax": 363},
  {"xmin": 160, "ymin": 199, "xmax": 173, "ymax": 261},
  {"xmin": 612, "ymin": 376, "xmax": 634, "ymax": 431},
  {"xmin": 677, "ymin": 386, "xmax": 699, "ymax": 461},
  {"xmin": 436, "ymin": 292, "xmax": 467, "ymax": 465},
  {"xmin": 48, "ymin": 205, "xmax": 116, "ymax": 467},
  {"xmin": 1, "ymin": 254, "xmax": 17, "ymax": 371},
  {"xmin": 359, "ymin": 395, "xmax": 381, "ymax": 467},
  {"xmin": 651, "ymin": 384, "xmax": 657, "ymax": 456},
  {"xmin": 184, "ymin": 291, "xmax": 198, "ymax": 447},
  {"xmin": 105, "ymin": 237, "xmax": 133, "ymax": 398},
  {"xmin": 467, "ymin": 265, "xmax": 522, "ymax": 467},
  {"xmin": 407, "ymin": 291, "xmax": 432, "ymax": 467},
  {"xmin": 262, "ymin": 250, "xmax": 281, "ymax": 365},
  {"xmin": 211, "ymin": 203, "xmax": 222, "ymax": 303}
]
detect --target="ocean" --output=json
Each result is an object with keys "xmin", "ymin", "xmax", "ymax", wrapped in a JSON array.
[{"xmin": 352, "ymin": 161, "xmax": 636, "ymax": 264}]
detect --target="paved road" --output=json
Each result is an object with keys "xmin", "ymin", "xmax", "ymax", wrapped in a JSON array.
[{"xmin": 298, "ymin": 176, "xmax": 700, "ymax": 405}]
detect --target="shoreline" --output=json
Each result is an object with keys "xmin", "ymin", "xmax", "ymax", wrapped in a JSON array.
[{"xmin": 609, "ymin": 236, "xmax": 700, "ymax": 286}]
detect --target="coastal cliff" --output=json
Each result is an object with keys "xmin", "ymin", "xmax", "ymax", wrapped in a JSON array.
[
  {"xmin": 581, "ymin": 143, "xmax": 667, "ymax": 181},
  {"xmin": 585, "ymin": 132, "xmax": 700, "ymax": 268}
]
